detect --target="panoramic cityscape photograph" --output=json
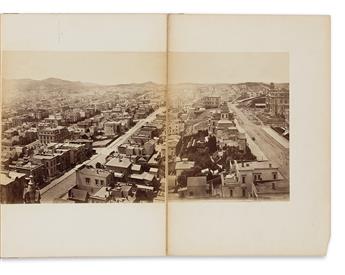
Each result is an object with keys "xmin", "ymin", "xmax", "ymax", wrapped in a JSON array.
[
  {"xmin": 1, "ymin": 51, "xmax": 167, "ymax": 204},
  {"xmin": 167, "ymin": 52, "xmax": 289, "ymax": 201}
]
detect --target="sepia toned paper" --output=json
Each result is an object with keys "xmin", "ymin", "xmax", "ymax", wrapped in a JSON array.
[
  {"xmin": 167, "ymin": 14, "xmax": 330, "ymax": 256},
  {"xmin": 0, "ymin": 14, "xmax": 330, "ymax": 257},
  {"xmin": 1, "ymin": 13, "xmax": 167, "ymax": 257}
]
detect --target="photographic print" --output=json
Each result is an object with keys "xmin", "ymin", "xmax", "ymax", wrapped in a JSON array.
[
  {"xmin": 167, "ymin": 53, "xmax": 289, "ymax": 201},
  {"xmin": 0, "ymin": 13, "xmax": 330, "ymax": 258},
  {"xmin": 1, "ymin": 15, "xmax": 167, "ymax": 204}
]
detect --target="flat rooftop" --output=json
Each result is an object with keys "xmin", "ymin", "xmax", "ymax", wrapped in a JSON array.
[
  {"xmin": 105, "ymin": 157, "xmax": 132, "ymax": 169},
  {"xmin": 175, "ymin": 160, "xmax": 195, "ymax": 170},
  {"xmin": 1, "ymin": 171, "xmax": 26, "ymax": 186},
  {"xmin": 236, "ymin": 161, "xmax": 278, "ymax": 171},
  {"xmin": 79, "ymin": 167, "xmax": 111, "ymax": 178}
]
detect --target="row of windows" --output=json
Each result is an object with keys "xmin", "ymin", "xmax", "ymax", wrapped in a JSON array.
[
  {"xmin": 85, "ymin": 177, "xmax": 105, "ymax": 186},
  {"xmin": 242, "ymin": 172, "xmax": 278, "ymax": 183},
  {"xmin": 268, "ymin": 99, "xmax": 288, "ymax": 104},
  {"xmin": 39, "ymin": 132, "xmax": 60, "ymax": 135},
  {"xmin": 39, "ymin": 137, "xmax": 55, "ymax": 141},
  {"xmin": 44, "ymin": 160, "xmax": 57, "ymax": 167}
]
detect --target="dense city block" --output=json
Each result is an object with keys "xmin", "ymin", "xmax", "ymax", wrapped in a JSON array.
[
  {"xmin": 1, "ymin": 78, "xmax": 166, "ymax": 203},
  {"xmin": 167, "ymin": 82, "xmax": 289, "ymax": 200}
]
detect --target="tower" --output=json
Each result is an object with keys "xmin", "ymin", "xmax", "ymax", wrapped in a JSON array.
[{"xmin": 23, "ymin": 173, "xmax": 41, "ymax": 204}]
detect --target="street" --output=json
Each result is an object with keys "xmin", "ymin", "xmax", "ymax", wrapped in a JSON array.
[
  {"xmin": 40, "ymin": 107, "xmax": 165, "ymax": 202},
  {"xmin": 228, "ymin": 103, "xmax": 289, "ymax": 180}
]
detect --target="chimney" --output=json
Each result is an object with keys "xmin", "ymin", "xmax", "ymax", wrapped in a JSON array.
[{"xmin": 4, "ymin": 170, "xmax": 11, "ymax": 178}]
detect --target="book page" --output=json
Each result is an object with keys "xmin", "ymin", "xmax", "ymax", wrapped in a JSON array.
[
  {"xmin": 167, "ymin": 15, "xmax": 330, "ymax": 255},
  {"xmin": 0, "ymin": 14, "xmax": 167, "ymax": 257}
]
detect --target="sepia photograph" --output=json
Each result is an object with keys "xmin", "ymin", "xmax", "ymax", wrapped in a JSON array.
[
  {"xmin": 167, "ymin": 52, "xmax": 289, "ymax": 201},
  {"xmin": 0, "ymin": 0, "xmax": 338, "ymax": 271},
  {"xmin": 0, "ymin": 11, "xmax": 331, "ymax": 259},
  {"xmin": 1, "ymin": 14, "xmax": 167, "ymax": 204}
]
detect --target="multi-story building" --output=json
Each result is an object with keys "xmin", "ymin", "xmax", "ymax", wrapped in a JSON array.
[
  {"xmin": 104, "ymin": 121, "xmax": 122, "ymax": 137},
  {"xmin": 56, "ymin": 142, "xmax": 89, "ymax": 166},
  {"xmin": 105, "ymin": 156, "xmax": 132, "ymax": 177},
  {"xmin": 234, "ymin": 160, "xmax": 279, "ymax": 184},
  {"xmin": 139, "ymin": 125, "xmax": 158, "ymax": 139},
  {"xmin": 219, "ymin": 103, "xmax": 233, "ymax": 120},
  {"xmin": 202, "ymin": 96, "xmax": 221, "ymax": 109},
  {"xmin": 167, "ymin": 119, "xmax": 185, "ymax": 135},
  {"xmin": 208, "ymin": 104, "xmax": 234, "ymax": 134},
  {"xmin": 9, "ymin": 159, "xmax": 47, "ymax": 187},
  {"xmin": 32, "ymin": 153, "xmax": 59, "ymax": 178},
  {"xmin": 76, "ymin": 166, "xmax": 113, "ymax": 195},
  {"xmin": 128, "ymin": 171, "xmax": 156, "ymax": 186},
  {"xmin": 118, "ymin": 143, "xmax": 143, "ymax": 157},
  {"xmin": 237, "ymin": 131, "xmax": 247, "ymax": 152},
  {"xmin": 64, "ymin": 110, "xmax": 81, "ymax": 124},
  {"xmin": 33, "ymin": 109, "xmax": 49, "ymax": 120},
  {"xmin": 38, "ymin": 126, "xmax": 69, "ymax": 145},
  {"xmin": 143, "ymin": 140, "xmax": 156, "ymax": 156},
  {"xmin": 131, "ymin": 125, "xmax": 159, "ymax": 145},
  {"xmin": 220, "ymin": 173, "xmax": 247, "ymax": 199},
  {"xmin": 266, "ymin": 85, "xmax": 289, "ymax": 118},
  {"xmin": 233, "ymin": 160, "xmax": 280, "ymax": 197},
  {"xmin": 0, "ymin": 171, "xmax": 27, "ymax": 203}
]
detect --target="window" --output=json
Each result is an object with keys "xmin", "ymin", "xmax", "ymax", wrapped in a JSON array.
[
  {"xmin": 95, "ymin": 179, "xmax": 99, "ymax": 186},
  {"xmin": 272, "ymin": 172, "xmax": 277, "ymax": 180},
  {"xmin": 85, "ymin": 177, "xmax": 90, "ymax": 185},
  {"xmin": 242, "ymin": 175, "xmax": 246, "ymax": 184},
  {"xmin": 100, "ymin": 180, "xmax": 104, "ymax": 186}
]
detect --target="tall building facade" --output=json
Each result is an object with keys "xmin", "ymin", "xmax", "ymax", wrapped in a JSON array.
[
  {"xmin": 38, "ymin": 126, "xmax": 69, "ymax": 144},
  {"xmin": 202, "ymin": 96, "xmax": 221, "ymax": 109},
  {"xmin": 266, "ymin": 85, "xmax": 289, "ymax": 118}
]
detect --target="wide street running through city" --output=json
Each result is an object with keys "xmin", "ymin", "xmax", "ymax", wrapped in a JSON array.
[
  {"xmin": 40, "ymin": 107, "xmax": 165, "ymax": 202},
  {"xmin": 228, "ymin": 103, "xmax": 289, "ymax": 180}
]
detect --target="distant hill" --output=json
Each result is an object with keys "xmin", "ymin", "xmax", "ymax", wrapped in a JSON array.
[
  {"xmin": 3, "ymin": 78, "xmax": 163, "ymax": 91},
  {"xmin": 3, "ymin": 78, "xmax": 94, "ymax": 94},
  {"xmin": 107, "ymin": 81, "xmax": 164, "ymax": 90},
  {"xmin": 170, "ymin": 82, "xmax": 289, "ymax": 92},
  {"xmin": 2, "ymin": 78, "xmax": 164, "ymax": 104}
]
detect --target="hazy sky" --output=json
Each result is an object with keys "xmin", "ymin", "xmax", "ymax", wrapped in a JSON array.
[
  {"xmin": 3, "ymin": 51, "xmax": 166, "ymax": 85},
  {"xmin": 2, "ymin": 14, "xmax": 167, "ymax": 85},
  {"xmin": 169, "ymin": 52, "xmax": 289, "ymax": 84},
  {"xmin": 3, "ymin": 51, "xmax": 288, "ymax": 85},
  {"xmin": 2, "ymin": 15, "xmax": 288, "ymax": 85}
]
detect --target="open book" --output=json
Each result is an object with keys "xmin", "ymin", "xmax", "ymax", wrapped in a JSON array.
[{"xmin": 0, "ymin": 14, "xmax": 330, "ymax": 257}]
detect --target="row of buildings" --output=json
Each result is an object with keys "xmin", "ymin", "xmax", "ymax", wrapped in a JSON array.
[
  {"xmin": 65, "ymin": 121, "xmax": 166, "ymax": 203},
  {"xmin": 167, "ymin": 86, "xmax": 288, "ymax": 200},
  {"xmin": 202, "ymin": 83, "xmax": 289, "ymax": 122},
  {"xmin": 1, "ymin": 83, "xmax": 166, "ymax": 203},
  {"xmin": 176, "ymin": 159, "xmax": 282, "ymax": 199}
]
